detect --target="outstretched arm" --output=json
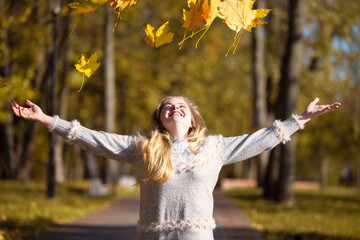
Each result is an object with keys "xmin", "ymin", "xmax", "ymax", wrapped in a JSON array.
[
  {"xmin": 9, "ymin": 99, "xmax": 138, "ymax": 164},
  {"xmin": 297, "ymin": 97, "xmax": 341, "ymax": 126},
  {"xmin": 9, "ymin": 100, "xmax": 54, "ymax": 127},
  {"xmin": 221, "ymin": 97, "xmax": 341, "ymax": 165}
]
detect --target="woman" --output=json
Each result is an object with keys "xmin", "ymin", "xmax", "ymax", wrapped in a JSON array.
[{"xmin": 10, "ymin": 96, "xmax": 341, "ymax": 240}]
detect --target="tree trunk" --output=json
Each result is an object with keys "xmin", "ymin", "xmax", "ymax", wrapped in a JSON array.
[
  {"xmin": 251, "ymin": 0, "xmax": 269, "ymax": 187},
  {"xmin": 47, "ymin": 0, "xmax": 61, "ymax": 198},
  {"xmin": 274, "ymin": 0, "xmax": 308, "ymax": 203},
  {"xmin": 54, "ymin": 3, "xmax": 73, "ymax": 183},
  {"xmin": 103, "ymin": 7, "xmax": 120, "ymax": 187},
  {"xmin": 0, "ymin": 0, "xmax": 15, "ymax": 179}
]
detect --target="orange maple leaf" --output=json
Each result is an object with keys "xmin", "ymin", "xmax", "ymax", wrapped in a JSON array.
[
  {"xmin": 182, "ymin": 1, "xmax": 204, "ymax": 31},
  {"xmin": 179, "ymin": 0, "xmax": 221, "ymax": 49},
  {"xmin": 69, "ymin": 0, "xmax": 108, "ymax": 14},
  {"xmin": 106, "ymin": 0, "xmax": 137, "ymax": 30},
  {"xmin": 106, "ymin": 0, "xmax": 137, "ymax": 11}
]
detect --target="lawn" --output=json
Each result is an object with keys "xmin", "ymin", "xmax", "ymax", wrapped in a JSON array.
[
  {"xmin": 225, "ymin": 186, "xmax": 360, "ymax": 240},
  {"xmin": 0, "ymin": 181, "xmax": 139, "ymax": 240}
]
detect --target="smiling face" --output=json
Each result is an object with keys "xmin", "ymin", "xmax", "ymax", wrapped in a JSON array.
[{"xmin": 159, "ymin": 97, "xmax": 193, "ymax": 138}]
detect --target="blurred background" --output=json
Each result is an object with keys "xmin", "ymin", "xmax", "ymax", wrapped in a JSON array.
[{"xmin": 0, "ymin": 0, "xmax": 359, "ymax": 200}]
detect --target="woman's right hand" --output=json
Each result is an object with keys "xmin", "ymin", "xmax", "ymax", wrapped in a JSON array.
[{"xmin": 9, "ymin": 100, "xmax": 54, "ymax": 127}]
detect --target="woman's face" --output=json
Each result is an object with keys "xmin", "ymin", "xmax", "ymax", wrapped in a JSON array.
[{"xmin": 160, "ymin": 97, "xmax": 193, "ymax": 137}]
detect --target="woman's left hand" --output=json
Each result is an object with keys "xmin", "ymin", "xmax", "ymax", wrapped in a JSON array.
[{"xmin": 301, "ymin": 97, "xmax": 341, "ymax": 121}]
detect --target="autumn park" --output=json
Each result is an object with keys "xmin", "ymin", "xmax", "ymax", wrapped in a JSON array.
[{"xmin": 0, "ymin": 0, "xmax": 359, "ymax": 239}]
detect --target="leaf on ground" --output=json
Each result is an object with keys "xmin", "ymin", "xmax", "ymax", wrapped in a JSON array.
[{"xmin": 143, "ymin": 21, "xmax": 174, "ymax": 48}]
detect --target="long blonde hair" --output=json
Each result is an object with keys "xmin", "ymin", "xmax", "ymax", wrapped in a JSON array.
[{"xmin": 140, "ymin": 95, "xmax": 207, "ymax": 184}]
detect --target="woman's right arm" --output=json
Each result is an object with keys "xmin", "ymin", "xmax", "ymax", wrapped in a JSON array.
[{"xmin": 10, "ymin": 100, "xmax": 138, "ymax": 164}]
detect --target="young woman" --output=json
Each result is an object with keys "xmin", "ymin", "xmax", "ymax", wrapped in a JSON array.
[{"xmin": 10, "ymin": 96, "xmax": 341, "ymax": 240}]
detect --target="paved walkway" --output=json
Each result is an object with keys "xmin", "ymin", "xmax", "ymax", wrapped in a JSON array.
[{"xmin": 36, "ymin": 190, "xmax": 262, "ymax": 240}]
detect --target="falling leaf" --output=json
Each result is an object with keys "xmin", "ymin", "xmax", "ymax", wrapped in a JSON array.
[
  {"xmin": 68, "ymin": 0, "xmax": 107, "ymax": 14},
  {"xmin": 183, "ymin": 1, "xmax": 204, "ymax": 31},
  {"xmin": 143, "ymin": 21, "xmax": 174, "ymax": 48},
  {"xmin": 106, "ymin": 0, "xmax": 137, "ymax": 30},
  {"xmin": 106, "ymin": 0, "xmax": 137, "ymax": 11},
  {"xmin": 218, "ymin": 0, "xmax": 270, "ymax": 32},
  {"xmin": 202, "ymin": 0, "xmax": 221, "ymax": 26},
  {"xmin": 74, "ymin": 53, "xmax": 100, "ymax": 92},
  {"xmin": 218, "ymin": 0, "xmax": 270, "ymax": 56},
  {"xmin": 179, "ymin": 0, "xmax": 221, "ymax": 49}
]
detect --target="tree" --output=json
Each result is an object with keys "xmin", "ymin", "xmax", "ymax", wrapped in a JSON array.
[
  {"xmin": 251, "ymin": 0, "xmax": 270, "ymax": 187},
  {"xmin": 103, "ymin": 6, "xmax": 120, "ymax": 188},
  {"xmin": 264, "ymin": 0, "xmax": 309, "ymax": 203},
  {"xmin": 47, "ymin": 0, "xmax": 61, "ymax": 198}
]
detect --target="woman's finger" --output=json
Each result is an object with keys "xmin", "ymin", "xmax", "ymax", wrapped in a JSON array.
[{"xmin": 25, "ymin": 99, "xmax": 35, "ymax": 107}]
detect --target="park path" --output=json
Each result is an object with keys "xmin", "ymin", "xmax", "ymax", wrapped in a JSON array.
[{"xmin": 36, "ymin": 189, "xmax": 262, "ymax": 240}]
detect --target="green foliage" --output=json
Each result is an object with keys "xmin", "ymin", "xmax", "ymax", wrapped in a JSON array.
[
  {"xmin": 0, "ymin": 181, "xmax": 139, "ymax": 240},
  {"xmin": 226, "ymin": 187, "xmax": 360, "ymax": 240}
]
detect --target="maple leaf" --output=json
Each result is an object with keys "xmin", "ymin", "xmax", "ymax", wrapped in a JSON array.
[
  {"xmin": 182, "ymin": 1, "xmax": 204, "ymax": 31},
  {"xmin": 218, "ymin": 0, "xmax": 270, "ymax": 56},
  {"xmin": 143, "ymin": 21, "xmax": 174, "ymax": 48},
  {"xmin": 74, "ymin": 53, "xmax": 100, "ymax": 92},
  {"xmin": 179, "ymin": 0, "xmax": 221, "ymax": 49},
  {"xmin": 218, "ymin": 0, "xmax": 270, "ymax": 32},
  {"xmin": 106, "ymin": 0, "xmax": 137, "ymax": 30},
  {"xmin": 106, "ymin": 0, "xmax": 137, "ymax": 12},
  {"xmin": 68, "ymin": 0, "xmax": 107, "ymax": 14},
  {"xmin": 202, "ymin": 0, "xmax": 221, "ymax": 26}
]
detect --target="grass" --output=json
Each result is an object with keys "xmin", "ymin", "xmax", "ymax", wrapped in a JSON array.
[
  {"xmin": 225, "ymin": 186, "xmax": 360, "ymax": 240},
  {"xmin": 0, "ymin": 180, "xmax": 139, "ymax": 240}
]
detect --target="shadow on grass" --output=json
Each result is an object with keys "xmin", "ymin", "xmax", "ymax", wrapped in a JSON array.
[
  {"xmin": 2, "ymin": 217, "xmax": 59, "ymax": 240},
  {"xmin": 31, "ymin": 225, "xmax": 263, "ymax": 240},
  {"xmin": 261, "ymin": 231, "xmax": 360, "ymax": 240}
]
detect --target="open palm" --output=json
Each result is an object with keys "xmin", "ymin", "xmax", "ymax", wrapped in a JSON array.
[
  {"xmin": 9, "ymin": 100, "xmax": 44, "ymax": 122},
  {"xmin": 302, "ymin": 98, "xmax": 341, "ymax": 120}
]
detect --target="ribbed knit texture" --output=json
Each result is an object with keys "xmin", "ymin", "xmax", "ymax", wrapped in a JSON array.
[{"xmin": 50, "ymin": 115, "xmax": 302, "ymax": 240}]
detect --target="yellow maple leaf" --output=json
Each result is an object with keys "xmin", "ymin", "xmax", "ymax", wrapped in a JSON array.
[
  {"xmin": 218, "ymin": 0, "xmax": 270, "ymax": 56},
  {"xmin": 74, "ymin": 53, "xmax": 100, "ymax": 92},
  {"xmin": 143, "ymin": 21, "xmax": 174, "ymax": 48},
  {"xmin": 218, "ymin": 0, "xmax": 270, "ymax": 32},
  {"xmin": 202, "ymin": 0, "xmax": 220, "ymax": 26},
  {"xmin": 68, "ymin": 0, "xmax": 107, "ymax": 14}
]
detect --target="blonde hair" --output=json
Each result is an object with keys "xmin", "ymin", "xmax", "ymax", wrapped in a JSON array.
[{"xmin": 140, "ymin": 95, "xmax": 207, "ymax": 184}]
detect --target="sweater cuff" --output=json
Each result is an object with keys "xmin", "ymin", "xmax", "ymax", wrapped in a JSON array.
[
  {"xmin": 48, "ymin": 115, "xmax": 59, "ymax": 132},
  {"xmin": 273, "ymin": 120, "xmax": 291, "ymax": 144},
  {"xmin": 292, "ymin": 114, "xmax": 305, "ymax": 129}
]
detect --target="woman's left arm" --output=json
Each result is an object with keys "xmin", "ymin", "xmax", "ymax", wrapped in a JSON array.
[{"xmin": 221, "ymin": 98, "xmax": 341, "ymax": 166}]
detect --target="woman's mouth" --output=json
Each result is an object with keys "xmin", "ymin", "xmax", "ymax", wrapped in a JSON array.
[{"xmin": 170, "ymin": 111, "xmax": 183, "ymax": 117}]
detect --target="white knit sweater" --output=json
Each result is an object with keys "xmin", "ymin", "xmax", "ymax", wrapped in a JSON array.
[{"xmin": 49, "ymin": 115, "xmax": 304, "ymax": 240}]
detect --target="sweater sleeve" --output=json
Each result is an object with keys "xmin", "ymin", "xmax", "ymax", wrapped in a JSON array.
[
  {"xmin": 48, "ymin": 116, "xmax": 139, "ymax": 165},
  {"xmin": 220, "ymin": 115, "xmax": 304, "ymax": 166}
]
